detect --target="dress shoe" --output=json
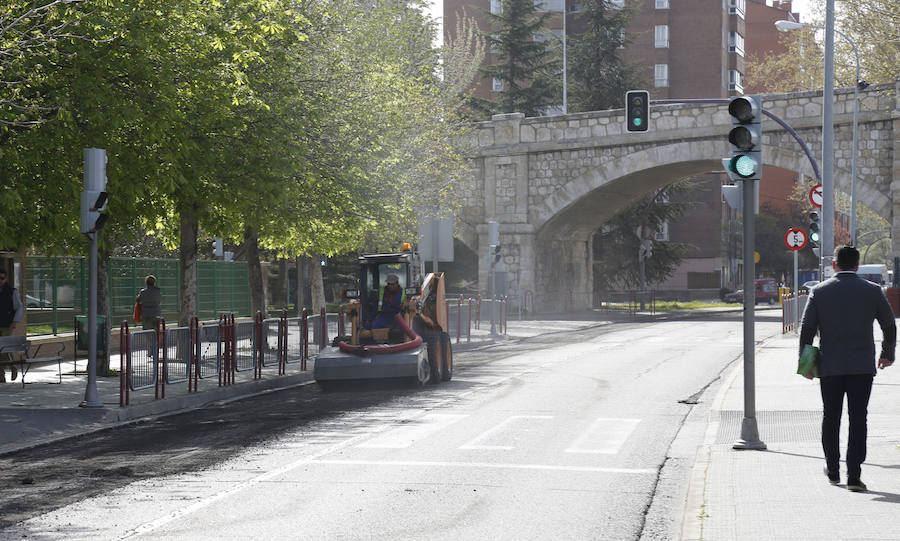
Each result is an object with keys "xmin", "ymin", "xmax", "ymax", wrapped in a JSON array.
[
  {"xmin": 824, "ymin": 467, "xmax": 839, "ymax": 485},
  {"xmin": 847, "ymin": 478, "xmax": 867, "ymax": 492}
]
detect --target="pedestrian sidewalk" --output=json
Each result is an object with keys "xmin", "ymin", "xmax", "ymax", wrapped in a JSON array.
[
  {"xmin": 0, "ymin": 314, "xmax": 610, "ymax": 456},
  {"xmin": 681, "ymin": 330, "xmax": 900, "ymax": 541}
]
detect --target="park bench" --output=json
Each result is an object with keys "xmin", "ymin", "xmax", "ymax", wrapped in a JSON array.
[{"xmin": 0, "ymin": 335, "xmax": 65, "ymax": 387}]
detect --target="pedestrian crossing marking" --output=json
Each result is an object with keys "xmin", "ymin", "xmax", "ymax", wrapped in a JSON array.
[
  {"xmin": 564, "ymin": 418, "xmax": 641, "ymax": 454},
  {"xmin": 459, "ymin": 415, "xmax": 554, "ymax": 450},
  {"xmin": 357, "ymin": 413, "xmax": 468, "ymax": 449},
  {"xmin": 311, "ymin": 458, "xmax": 655, "ymax": 474}
]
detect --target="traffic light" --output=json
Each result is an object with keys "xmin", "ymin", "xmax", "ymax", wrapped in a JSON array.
[
  {"xmin": 726, "ymin": 96, "xmax": 763, "ymax": 181},
  {"xmin": 625, "ymin": 90, "xmax": 649, "ymax": 132},
  {"xmin": 319, "ymin": 254, "xmax": 327, "ymax": 267},
  {"xmin": 79, "ymin": 190, "xmax": 108, "ymax": 233},
  {"xmin": 808, "ymin": 211, "xmax": 820, "ymax": 246},
  {"xmin": 490, "ymin": 244, "xmax": 502, "ymax": 264},
  {"xmin": 80, "ymin": 148, "xmax": 108, "ymax": 234}
]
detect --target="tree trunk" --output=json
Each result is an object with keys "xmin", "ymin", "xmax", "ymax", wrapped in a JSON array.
[
  {"xmin": 178, "ymin": 204, "xmax": 199, "ymax": 327},
  {"xmin": 310, "ymin": 258, "xmax": 326, "ymax": 311},
  {"xmin": 245, "ymin": 226, "xmax": 266, "ymax": 319}
]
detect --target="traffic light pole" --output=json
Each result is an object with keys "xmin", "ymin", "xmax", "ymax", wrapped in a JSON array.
[{"xmin": 734, "ymin": 177, "xmax": 766, "ymax": 450}]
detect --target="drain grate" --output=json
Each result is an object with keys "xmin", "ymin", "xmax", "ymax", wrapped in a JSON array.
[{"xmin": 715, "ymin": 410, "xmax": 822, "ymax": 443}]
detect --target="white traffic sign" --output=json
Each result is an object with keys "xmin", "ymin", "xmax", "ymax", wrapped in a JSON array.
[
  {"xmin": 785, "ymin": 228, "xmax": 808, "ymax": 250},
  {"xmin": 809, "ymin": 184, "xmax": 823, "ymax": 208}
]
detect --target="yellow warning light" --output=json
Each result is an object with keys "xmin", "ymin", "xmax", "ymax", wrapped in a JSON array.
[{"xmin": 402, "ymin": 243, "xmax": 412, "ymax": 251}]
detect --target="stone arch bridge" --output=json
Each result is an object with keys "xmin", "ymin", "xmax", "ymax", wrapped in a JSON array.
[{"xmin": 456, "ymin": 81, "xmax": 899, "ymax": 312}]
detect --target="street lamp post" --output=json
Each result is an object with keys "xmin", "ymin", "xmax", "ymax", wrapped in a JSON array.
[{"xmin": 775, "ymin": 16, "xmax": 863, "ymax": 245}]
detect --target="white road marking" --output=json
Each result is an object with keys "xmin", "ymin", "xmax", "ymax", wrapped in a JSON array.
[
  {"xmin": 564, "ymin": 418, "xmax": 641, "ymax": 454},
  {"xmin": 357, "ymin": 413, "xmax": 469, "ymax": 449},
  {"xmin": 311, "ymin": 458, "xmax": 656, "ymax": 474},
  {"xmin": 459, "ymin": 415, "xmax": 554, "ymax": 450}
]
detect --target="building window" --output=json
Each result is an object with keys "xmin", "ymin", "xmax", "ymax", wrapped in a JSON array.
[
  {"xmin": 728, "ymin": 0, "xmax": 745, "ymax": 18},
  {"xmin": 491, "ymin": 0, "xmax": 502, "ymax": 14},
  {"xmin": 728, "ymin": 70, "xmax": 743, "ymax": 93},
  {"xmin": 493, "ymin": 77, "xmax": 504, "ymax": 92},
  {"xmin": 728, "ymin": 32, "xmax": 745, "ymax": 56},
  {"xmin": 654, "ymin": 25, "xmax": 669, "ymax": 48},
  {"xmin": 655, "ymin": 0, "xmax": 669, "ymax": 8},
  {"xmin": 654, "ymin": 64, "xmax": 668, "ymax": 87},
  {"xmin": 618, "ymin": 28, "xmax": 625, "ymax": 49},
  {"xmin": 534, "ymin": 0, "xmax": 564, "ymax": 11},
  {"xmin": 609, "ymin": 0, "xmax": 625, "ymax": 8}
]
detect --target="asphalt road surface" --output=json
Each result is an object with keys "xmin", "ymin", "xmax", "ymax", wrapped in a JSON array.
[{"xmin": 0, "ymin": 311, "xmax": 782, "ymax": 540}]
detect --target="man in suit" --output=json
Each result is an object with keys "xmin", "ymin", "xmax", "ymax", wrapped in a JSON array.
[{"xmin": 800, "ymin": 245, "xmax": 896, "ymax": 492}]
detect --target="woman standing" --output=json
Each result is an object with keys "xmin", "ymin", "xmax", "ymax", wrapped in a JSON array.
[{"xmin": 136, "ymin": 275, "xmax": 162, "ymax": 330}]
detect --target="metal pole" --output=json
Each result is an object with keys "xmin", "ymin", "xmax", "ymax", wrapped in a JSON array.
[
  {"xmin": 81, "ymin": 232, "xmax": 103, "ymax": 407},
  {"xmin": 562, "ymin": 1, "xmax": 567, "ymax": 115},
  {"xmin": 734, "ymin": 178, "xmax": 765, "ymax": 450},
  {"xmin": 794, "ymin": 250, "xmax": 799, "ymax": 332},
  {"xmin": 845, "ymin": 32, "xmax": 860, "ymax": 246},
  {"xmin": 821, "ymin": 0, "xmax": 835, "ymax": 266}
]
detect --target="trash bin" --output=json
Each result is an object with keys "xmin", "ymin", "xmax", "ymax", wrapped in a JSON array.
[
  {"xmin": 75, "ymin": 315, "xmax": 108, "ymax": 351},
  {"xmin": 887, "ymin": 288, "xmax": 900, "ymax": 318}
]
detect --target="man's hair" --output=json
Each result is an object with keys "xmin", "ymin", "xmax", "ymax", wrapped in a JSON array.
[
  {"xmin": 145, "ymin": 275, "xmax": 157, "ymax": 286},
  {"xmin": 834, "ymin": 245, "xmax": 860, "ymax": 270}
]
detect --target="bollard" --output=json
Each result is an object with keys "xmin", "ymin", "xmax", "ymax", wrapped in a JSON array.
[
  {"xmin": 301, "ymin": 308, "xmax": 309, "ymax": 370},
  {"xmin": 190, "ymin": 317, "xmax": 199, "ymax": 392},
  {"xmin": 467, "ymin": 298, "xmax": 473, "ymax": 342},
  {"xmin": 155, "ymin": 318, "xmax": 166, "ymax": 400},
  {"xmin": 320, "ymin": 306, "xmax": 328, "ymax": 348},
  {"xmin": 456, "ymin": 296, "xmax": 462, "ymax": 344},
  {"xmin": 120, "ymin": 321, "xmax": 129, "ymax": 407},
  {"xmin": 254, "ymin": 312, "xmax": 263, "ymax": 379}
]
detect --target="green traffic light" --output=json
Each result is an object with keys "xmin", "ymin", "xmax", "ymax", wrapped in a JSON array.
[
  {"xmin": 810, "ymin": 231, "xmax": 820, "ymax": 242},
  {"xmin": 730, "ymin": 155, "xmax": 757, "ymax": 178},
  {"xmin": 633, "ymin": 118, "xmax": 642, "ymax": 127}
]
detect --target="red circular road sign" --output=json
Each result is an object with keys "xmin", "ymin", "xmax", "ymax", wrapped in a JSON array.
[
  {"xmin": 809, "ymin": 184, "xmax": 823, "ymax": 208},
  {"xmin": 785, "ymin": 228, "xmax": 808, "ymax": 250}
]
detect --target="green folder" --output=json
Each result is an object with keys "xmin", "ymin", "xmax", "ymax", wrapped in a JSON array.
[{"xmin": 797, "ymin": 344, "xmax": 819, "ymax": 379}]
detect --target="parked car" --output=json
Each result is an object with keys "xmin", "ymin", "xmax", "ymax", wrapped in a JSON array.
[
  {"xmin": 25, "ymin": 294, "xmax": 52, "ymax": 308},
  {"xmin": 724, "ymin": 278, "xmax": 779, "ymax": 305},
  {"xmin": 800, "ymin": 280, "xmax": 819, "ymax": 292}
]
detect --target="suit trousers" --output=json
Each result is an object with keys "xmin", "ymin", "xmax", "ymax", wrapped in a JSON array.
[{"xmin": 820, "ymin": 374, "xmax": 874, "ymax": 479}]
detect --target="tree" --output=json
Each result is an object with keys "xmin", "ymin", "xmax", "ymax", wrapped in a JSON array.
[
  {"xmin": 473, "ymin": 0, "xmax": 561, "ymax": 117},
  {"xmin": 746, "ymin": 0, "xmax": 899, "ymax": 93},
  {"xmin": 568, "ymin": 0, "xmax": 646, "ymax": 113},
  {"xmin": 0, "ymin": 0, "xmax": 85, "ymax": 131},
  {"xmin": 592, "ymin": 180, "xmax": 696, "ymax": 291}
]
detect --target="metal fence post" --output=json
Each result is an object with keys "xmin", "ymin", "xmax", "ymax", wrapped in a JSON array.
[
  {"xmin": 320, "ymin": 306, "xmax": 327, "ymax": 349},
  {"xmin": 301, "ymin": 308, "xmax": 308, "ymax": 371}
]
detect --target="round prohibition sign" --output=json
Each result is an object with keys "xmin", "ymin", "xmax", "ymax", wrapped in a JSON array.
[
  {"xmin": 809, "ymin": 184, "xmax": 823, "ymax": 208},
  {"xmin": 785, "ymin": 228, "xmax": 808, "ymax": 250}
]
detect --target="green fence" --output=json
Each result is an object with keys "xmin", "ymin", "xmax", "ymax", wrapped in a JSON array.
[{"xmin": 25, "ymin": 256, "xmax": 251, "ymax": 335}]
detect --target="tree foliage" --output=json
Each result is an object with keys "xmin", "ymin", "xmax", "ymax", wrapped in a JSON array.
[
  {"xmin": 746, "ymin": 0, "xmax": 899, "ymax": 93},
  {"xmin": 1, "ymin": 0, "xmax": 484, "ymax": 322},
  {"xmin": 473, "ymin": 0, "xmax": 561, "ymax": 117},
  {"xmin": 593, "ymin": 180, "xmax": 696, "ymax": 291},
  {"xmin": 568, "ymin": 0, "xmax": 645, "ymax": 112}
]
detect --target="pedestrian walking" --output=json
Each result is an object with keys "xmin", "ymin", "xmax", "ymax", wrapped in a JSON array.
[
  {"xmin": 136, "ymin": 275, "xmax": 162, "ymax": 331},
  {"xmin": 0, "ymin": 269, "xmax": 24, "ymax": 382},
  {"xmin": 799, "ymin": 245, "xmax": 896, "ymax": 492}
]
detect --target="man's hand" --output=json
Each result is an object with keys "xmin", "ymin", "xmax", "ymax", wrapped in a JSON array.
[{"xmin": 878, "ymin": 357, "xmax": 893, "ymax": 369}]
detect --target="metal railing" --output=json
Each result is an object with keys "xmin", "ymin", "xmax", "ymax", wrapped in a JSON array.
[{"xmin": 782, "ymin": 293, "xmax": 808, "ymax": 333}]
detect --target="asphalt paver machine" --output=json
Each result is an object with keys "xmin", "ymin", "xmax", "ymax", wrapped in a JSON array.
[{"xmin": 313, "ymin": 245, "xmax": 453, "ymax": 387}]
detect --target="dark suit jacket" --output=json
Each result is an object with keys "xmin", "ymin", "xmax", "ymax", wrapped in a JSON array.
[{"xmin": 800, "ymin": 271, "xmax": 896, "ymax": 376}]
